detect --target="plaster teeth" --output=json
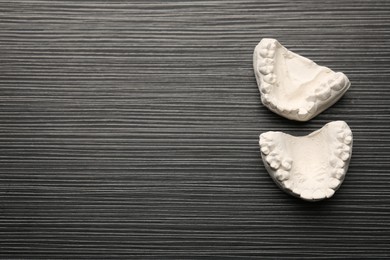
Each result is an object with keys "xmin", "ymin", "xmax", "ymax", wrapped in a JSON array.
[
  {"xmin": 259, "ymin": 48, "xmax": 268, "ymax": 58},
  {"xmin": 312, "ymin": 189, "xmax": 325, "ymax": 200},
  {"xmin": 259, "ymin": 65, "xmax": 273, "ymax": 75},
  {"xmin": 260, "ymin": 146, "xmax": 270, "ymax": 155},
  {"xmin": 283, "ymin": 180, "xmax": 292, "ymax": 190},
  {"xmin": 315, "ymin": 84, "xmax": 331, "ymax": 101},
  {"xmin": 331, "ymin": 72, "xmax": 347, "ymax": 91},
  {"xmin": 261, "ymin": 94, "xmax": 271, "ymax": 105},
  {"xmin": 325, "ymin": 188, "xmax": 335, "ymax": 198},
  {"xmin": 340, "ymin": 152, "xmax": 350, "ymax": 161},
  {"xmin": 298, "ymin": 108, "xmax": 308, "ymax": 119},
  {"xmin": 260, "ymin": 83, "xmax": 272, "ymax": 94},
  {"xmin": 329, "ymin": 178, "xmax": 341, "ymax": 189},
  {"xmin": 330, "ymin": 157, "xmax": 345, "ymax": 168},
  {"xmin": 275, "ymin": 169, "xmax": 289, "ymax": 181},
  {"xmin": 253, "ymin": 38, "xmax": 351, "ymax": 121},
  {"xmin": 332, "ymin": 169, "xmax": 345, "ymax": 179},
  {"xmin": 301, "ymin": 190, "xmax": 312, "ymax": 200},
  {"xmin": 259, "ymin": 121, "xmax": 352, "ymax": 201},
  {"xmin": 281, "ymin": 159, "xmax": 292, "ymax": 170},
  {"xmin": 344, "ymin": 135, "xmax": 352, "ymax": 144},
  {"xmin": 263, "ymin": 74, "xmax": 276, "ymax": 84},
  {"xmin": 304, "ymin": 101, "xmax": 315, "ymax": 114}
]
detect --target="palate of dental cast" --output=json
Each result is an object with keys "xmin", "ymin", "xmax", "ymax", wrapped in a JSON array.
[
  {"xmin": 253, "ymin": 38, "xmax": 351, "ymax": 121},
  {"xmin": 259, "ymin": 121, "xmax": 352, "ymax": 201}
]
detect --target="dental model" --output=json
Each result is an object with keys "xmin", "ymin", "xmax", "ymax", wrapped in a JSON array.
[
  {"xmin": 259, "ymin": 121, "xmax": 352, "ymax": 201},
  {"xmin": 253, "ymin": 38, "xmax": 351, "ymax": 121}
]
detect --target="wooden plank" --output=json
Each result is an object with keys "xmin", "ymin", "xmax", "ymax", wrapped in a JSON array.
[{"xmin": 0, "ymin": 0, "xmax": 390, "ymax": 258}]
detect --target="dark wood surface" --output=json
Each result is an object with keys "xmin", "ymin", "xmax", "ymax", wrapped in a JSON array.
[{"xmin": 1, "ymin": 1, "xmax": 390, "ymax": 259}]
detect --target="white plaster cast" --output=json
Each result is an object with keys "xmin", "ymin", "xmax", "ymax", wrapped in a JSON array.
[
  {"xmin": 253, "ymin": 38, "xmax": 351, "ymax": 121},
  {"xmin": 259, "ymin": 121, "xmax": 352, "ymax": 201}
]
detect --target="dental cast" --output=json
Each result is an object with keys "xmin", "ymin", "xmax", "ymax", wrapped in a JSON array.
[
  {"xmin": 259, "ymin": 121, "xmax": 352, "ymax": 201},
  {"xmin": 253, "ymin": 38, "xmax": 350, "ymax": 121}
]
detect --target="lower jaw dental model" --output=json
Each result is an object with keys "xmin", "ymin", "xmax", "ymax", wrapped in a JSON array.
[
  {"xmin": 253, "ymin": 38, "xmax": 351, "ymax": 121},
  {"xmin": 259, "ymin": 121, "xmax": 353, "ymax": 201}
]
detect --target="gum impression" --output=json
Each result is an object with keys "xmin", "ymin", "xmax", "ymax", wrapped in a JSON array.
[
  {"xmin": 253, "ymin": 38, "xmax": 351, "ymax": 121},
  {"xmin": 259, "ymin": 121, "xmax": 352, "ymax": 201}
]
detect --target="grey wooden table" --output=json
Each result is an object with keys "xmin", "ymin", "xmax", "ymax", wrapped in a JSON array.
[{"xmin": 1, "ymin": 0, "xmax": 390, "ymax": 259}]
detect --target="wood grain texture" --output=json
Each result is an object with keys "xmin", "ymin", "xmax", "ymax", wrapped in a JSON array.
[{"xmin": 0, "ymin": 0, "xmax": 390, "ymax": 259}]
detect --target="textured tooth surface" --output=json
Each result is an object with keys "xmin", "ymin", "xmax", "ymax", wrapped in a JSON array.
[
  {"xmin": 330, "ymin": 157, "xmax": 345, "ymax": 168},
  {"xmin": 335, "ymin": 169, "xmax": 345, "ymax": 179},
  {"xmin": 326, "ymin": 188, "xmax": 335, "ymax": 198},
  {"xmin": 263, "ymin": 74, "xmax": 276, "ymax": 84},
  {"xmin": 261, "ymin": 83, "xmax": 272, "ymax": 93},
  {"xmin": 261, "ymin": 146, "xmax": 270, "ymax": 155},
  {"xmin": 331, "ymin": 73, "xmax": 347, "ymax": 91},
  {"xmin": 304, "ymin": 101, "xmax": 315, "ymax": 113},
  {"xmin": 341, "ymin": 152, "xmax": 350, "ymax": 161},
  {"xmin": 270, "ymin": 160, "xmax": 280, "ymax": 170},
  {"xmin": 253, "ymin": 38, "xmax": 351, "ymax": 121},
  {"xmin": 281, "ymin": 160, "xmax": 292, "ymax": 170},
  {"xmin": 313, "ymin": 189, "xmax": 325, "ymax": 200},
  {"xmin": 283, "ymin": 180, "xmax": 292, "ymax": 190},
  {"xmin": 259, "ymin": 121, "xmax": 352, "ymax": 202},
  {"xmin": 298, "ymin": 108, "xmax": 308, "ymax": 119},
  {"xmin": 261, "ymin": 94, "xmax": 270, "ymax": 105},
  {"xmin": 300, "ymin": 190, "xmax": 312, "ymax": 200},
  {"xmin": 259, "ymin": 65, "xmax": 272, "ymax": 75},
  {"xmin": 316, "ymin": 88, "xmax": 331, "ymax": 101},
  {"xmin": 344, "ymin": 135, "xmax": 352, "ymax": 144},
  {"xmin": 292, "ymin": 187, "xmax": 302, "ymax": 196},
  {"xmin": 329, "ymin": 178, "xmax": 341, "ymax": 189},
  {"xmin": 259, "ymin": 48, "xmax": 268, "ymax": 57}
]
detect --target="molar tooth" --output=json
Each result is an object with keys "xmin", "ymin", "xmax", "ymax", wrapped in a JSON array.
[
  {"xmin": 330, "ymin": 157, "xmax": 345, "ymax": 168},
  {"xmin": 261, "ymin": 94, "xmax": 271, "ymax": 105},
  {"xmin": 344, "ymin": 135, "xmax": 352, "ymax": 144},
  {"xmin": 331, "ymin": 73, "xmax": 346, "ymax": 91},
  {"xmin": 260, "ymin": 83, "xmax": 272, "ymax": 94},
  {"xmin": 315, "ymin": 85, "xmax": 331, "ymax": 100},
  {"xmin": 259, "ymin": 48, "xmax": 268, "ymax": 58},
  {"xmin": 261, "ymin": 146, "xmax": 270, "ymax": 155},
  {"xmin": 263, "ymin": 74, "xmax": 276, "ymax": 84},
  {"xmin": 340, "ymin": 152, "xmax": 350, "ymax": 161},
  {"xmin": 327, "ymin": 78, "xmax": 334, "ymax": 86},
  {"xmin": 264, "ymin": 57, "xmax": 274, "ymax": 65},
  {"xmin": 269, "ymin": 42, "xmax": 277, "ymax": 50},
  {"xmin": 259, "ymin": 65, "xmax": 273, "ymax": 75},
  {"xmin": 268, "ymin": 100, "xmax": 277, "ymax": 110},
  {"xmin": 266, "ymin": 49, "xmax": 275, "ymax": 58}
]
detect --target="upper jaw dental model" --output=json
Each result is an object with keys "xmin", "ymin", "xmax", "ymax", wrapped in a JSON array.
[
  {"xmin": 253, "ymin": 38, "xmax": 351, "ymax": 121},
  {"xmin": 259, "ymin": 121, "xmax": 353, "ymax": 201}
]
